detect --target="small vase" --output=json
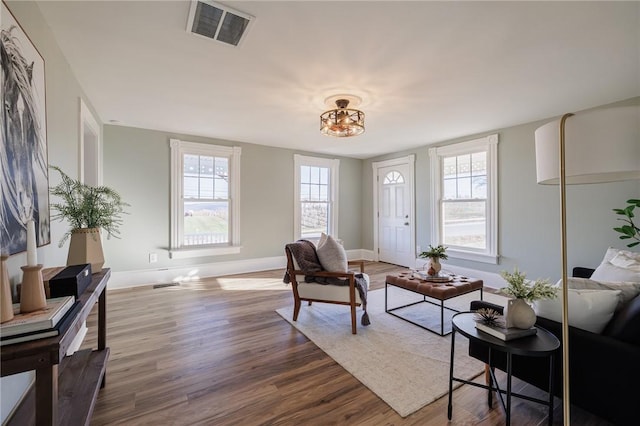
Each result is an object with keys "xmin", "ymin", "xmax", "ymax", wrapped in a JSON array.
[
  {"xmin": 20, "ymin": 264, "xmax": 47, "ymax": 313},
  {"xmin": 427, "ymin": 257, "xmax": 442, "ymax": 276},
  {"xmin": 505, "ymin": 298, "xmax": 536, "ymax": 329}
]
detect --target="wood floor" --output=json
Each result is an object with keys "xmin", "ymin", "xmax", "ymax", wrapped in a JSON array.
[{"xmin": 82, "ymin": 262, "xmax": 611, "ymax": 425}]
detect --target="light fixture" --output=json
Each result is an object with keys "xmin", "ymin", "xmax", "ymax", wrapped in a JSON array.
[
  {"xmin": 320, "ymin": 99, "xmax": 365, "ymax": 137},
  {"xmin": 534, "ymin": 104, "xmax": 640, "ymax": 425}
]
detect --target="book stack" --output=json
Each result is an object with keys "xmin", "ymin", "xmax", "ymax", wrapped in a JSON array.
[
  {"xmin": 475, "ymin": 321, "xmax": 537, "ymax": 341},
  {"xmin": 0, "ymin": 296, "xmax": 79, "ymax": 346}
]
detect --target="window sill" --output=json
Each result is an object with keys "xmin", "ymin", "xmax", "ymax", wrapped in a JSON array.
[
  {"xmin": 169, "ymin": 245, "xmax": 242, "ymax": 259},
  {"xmin": 447, "ymin": 249, "xmax": 499, "ymax": 264}
]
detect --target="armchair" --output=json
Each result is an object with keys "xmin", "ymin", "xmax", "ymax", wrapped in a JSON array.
[{"xmin": 284, "ymin": 240, "xmax": 368, "ymax": 334}]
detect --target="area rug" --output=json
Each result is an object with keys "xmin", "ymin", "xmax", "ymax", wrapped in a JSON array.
[{"xmin": 276, "ymin": 286, "xmax": 508, "ymax": 417}]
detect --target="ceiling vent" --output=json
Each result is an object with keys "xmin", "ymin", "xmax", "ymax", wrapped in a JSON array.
[{"xmin": 187, "ymin": 0, "xmax": 253, "ymax": 47}]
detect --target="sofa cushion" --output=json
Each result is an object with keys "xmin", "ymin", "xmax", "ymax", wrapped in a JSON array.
[
  {"xmin": 564, "ymin": 277, "xmax": 640, "ymax": 310},
  {"xmin": 591, "ymin": 247, "xmax": 640, "ymax": 282},
  {"xmin": 316, "ymin": 234, "xmax": 348, "ymax": 273},
  {"xmin": 534, "ymin": 288, "xmax": 621, "ymax": 333},
  {"xmin": 603, "ymin": 294, "xmax": 640, "ymax": 344}
]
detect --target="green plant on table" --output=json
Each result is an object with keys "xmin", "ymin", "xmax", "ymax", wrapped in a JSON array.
[
  {"xmin": 613, "ymin": 199, "xmax": 640, "ymax": 248},
  {"xmin": 499, "ymin": 267, "xmax": 557, "ymax": 303},
  {"xmin": 49, "ymin": 166, "xmax": 129, "ymax": 246},
  {"xmin": 419, "ymin": 244, "xmax": 448, "ymax": 260}
]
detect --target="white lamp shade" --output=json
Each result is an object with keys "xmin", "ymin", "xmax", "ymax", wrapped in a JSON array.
[{"xmin": 535, "ymin": 105, "xmax": 640, "ymax": 184}]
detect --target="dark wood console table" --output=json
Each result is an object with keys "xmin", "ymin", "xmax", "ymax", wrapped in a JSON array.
[{"xmin": 1, "ymin": 268, "xmax": 110, "ymax": 425}]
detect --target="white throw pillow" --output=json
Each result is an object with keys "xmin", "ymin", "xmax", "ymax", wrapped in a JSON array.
[
  {"xmin": 591, "ymin": 247, "xmax": 640, "ymax": 282},
  {"xmin": 316, "ymin": 234, "xmax": 348, "ymax": 273},
  {"xmin": 534, "ymin": 288, "xmax": 621, "ymax": 333},
  {"xmin": 563, "ymin": 277, "xmax": 640, "ymax": 309}
]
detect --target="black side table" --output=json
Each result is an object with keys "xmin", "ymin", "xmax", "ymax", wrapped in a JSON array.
[{"xmin": 447, "ymin": 312, "xmax": 560, "ymax": 426}]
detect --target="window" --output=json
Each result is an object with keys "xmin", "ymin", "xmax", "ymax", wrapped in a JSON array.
[
  {"xmin": 429, "ymin": 134, "xmax": 498, "ymax": 263},
  {"xmin": 170, "ymin": 139, "xmax": 241, "ymax": 258},
  {"xmin": 294, "ymin": 155, "xmax": 339, "ymax": 241}
]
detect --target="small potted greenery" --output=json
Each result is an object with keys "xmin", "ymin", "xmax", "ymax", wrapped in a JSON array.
[
  {"xmin": 419, "ymin": 244, "xmax": 448, "ymax": 276},
  {"xmin": 613, "ymin": 199, "xmax": 640, "ymax": 248},
  {"xmin": 499, "ymin": 267, "xmax": 557, "ymax": 329},
  {"xmin": 49, "ymin": 166, "xmax": 129, "ymax": 273}
]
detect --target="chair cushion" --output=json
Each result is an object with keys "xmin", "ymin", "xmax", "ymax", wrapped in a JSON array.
[{"xmin": 316, "ymin": 234, "xmax": 348, "ymax": 273}]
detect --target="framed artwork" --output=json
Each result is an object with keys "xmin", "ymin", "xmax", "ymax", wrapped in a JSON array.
[{"xmin": 1, "ymin": 1, "xmax": 50, "ymax": 256}]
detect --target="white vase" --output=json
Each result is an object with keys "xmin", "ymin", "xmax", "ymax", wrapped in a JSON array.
[
  {"xmin": 426, "ymin": 258, "xmax": 442, "ymax": 276},
  {"xmin": 505, "ymin": 298, "xmax": 536, "ymax": 329}
]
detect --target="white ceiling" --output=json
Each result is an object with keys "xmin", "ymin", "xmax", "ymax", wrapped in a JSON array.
[{"xmin": 36, "ymin": 1, "xmax": 640, "ymax": 159}]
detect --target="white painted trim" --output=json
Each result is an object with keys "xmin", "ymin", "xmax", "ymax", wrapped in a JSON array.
[
  {"xmin": 293, "ymin": 154, "xmax": 340, "ymax": 240},
  {"xmin": 169, "ymin": 139, "xmax": 241, "ymax": 253},
  {"xmin": 79, "ymin": 98, "xmax": 102, "ymax": 185},
  {"xmin": 372, "ymin": 155, "xmax": 416, "ymax": 265},
  {"xmin": 109, "ymin": 249, "xmax": 365, "ymax": 289},
  {"xmin": 429, "ymin": 134, "xmax": 499, "ymax": 264}
]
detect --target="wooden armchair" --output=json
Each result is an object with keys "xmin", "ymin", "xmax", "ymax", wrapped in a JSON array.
[{"xmin": 284, "ymin": 244, "xmax": 367, "ymax": 334}]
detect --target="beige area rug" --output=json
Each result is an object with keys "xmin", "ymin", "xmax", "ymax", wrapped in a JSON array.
[{"xmin": 276, "ymin": 286, "xmax": 508, "ymax": 417}]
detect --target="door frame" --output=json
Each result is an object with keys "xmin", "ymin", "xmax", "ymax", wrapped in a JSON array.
[
  {"xmin": 372, "ymin": 155, "xmax": 415, "ymax": 264},
  {"xmin": 79, "ymin": 98, "xmax": 102, "ymax": 185}
]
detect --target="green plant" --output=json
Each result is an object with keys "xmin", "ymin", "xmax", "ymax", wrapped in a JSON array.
[
  {"xmin": 499, "ymin": 267, "xmax": 557, "ymax": 303},
  {"xmin": 49, "ymin": 166, "xmax": 129, "ymax": 246},
  {"xmin": 419, "ymin": 244, "xmax": 448, "ymax": 260},
  {"xmin": 613, "ymin": 199, "xmax": 640, "ymax": 248}
]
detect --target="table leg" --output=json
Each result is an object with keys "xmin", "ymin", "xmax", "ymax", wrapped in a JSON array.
[
  {"xmin": 35, "ymin": 365, "xmax": 58, "ymax": 425},
  {"xmin": 440, "ymin": 300, "xmax": 445, "ymax": 336},
  {"xmin": 99, "ymin": 287, "xmax": 107, "ymax": 388},
  {"xmin": 506, "ymin": 352, "xmax": 512, "ymax": 426},
  {"xmin": 447, "ymin": 329, "xmax": 456, "ymax": 420},
  {"xmin": 487, "ymin": 349, "xmax": 493, "ymax": 407},
  {"xmin": 548, "ymin": 353, "xmax": 555, "ymax": 426}
]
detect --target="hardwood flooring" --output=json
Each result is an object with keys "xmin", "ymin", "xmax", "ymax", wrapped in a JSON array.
[{"xmin": 82, "ymin": 262, "xmax": 610, "ymax": 425}]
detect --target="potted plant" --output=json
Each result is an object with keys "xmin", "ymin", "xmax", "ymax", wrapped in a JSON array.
[
  {"xmin": 49, "ymin": 166, "xmax": 129, "ymax": 273},
  {"xmin": 499, "ymin": 267, "xmax": 557, "ymax": 329},
  {"xmin": 419, "ymin": 244, "xmax": 448, "ymax": 276},
  {"xmin": 613, "ymin": 199, "xmax": 640, "ymax": 248}
]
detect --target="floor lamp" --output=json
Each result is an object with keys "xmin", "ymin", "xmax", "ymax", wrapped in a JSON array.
[{"xmin": 534, "ymin": 104, "xmax": 640, "ymax": 424}]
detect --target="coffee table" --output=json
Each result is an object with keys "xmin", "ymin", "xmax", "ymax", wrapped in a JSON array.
[
  {"xmin": 447, "ymin": 312, "xmax": 560, "ymax": 425},
  {"xmin": 385, "ymin": 272, "xmax": 483, "ymax": 336}
]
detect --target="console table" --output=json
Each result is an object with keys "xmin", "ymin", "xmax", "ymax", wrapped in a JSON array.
[{"xmin": 1, "ymin": 268, "xmax": 110, "ymax": 425}]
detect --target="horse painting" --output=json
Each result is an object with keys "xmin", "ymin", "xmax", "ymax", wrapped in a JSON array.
[{"xmin": 1, "ymin": 6, "xmax": 49, "ymax": 256}]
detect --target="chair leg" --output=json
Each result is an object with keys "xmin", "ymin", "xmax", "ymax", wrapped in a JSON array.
[
  {"xmin": 293, "ymin": 299, "xmax": 301, "ymax": 321},
  {"xmin": 350, "ymin": 304, "xmax": 357, "ymax": 334},
  {"xmin": 308, "ymin": 301, "xmax": 312, "ymax": 306}
]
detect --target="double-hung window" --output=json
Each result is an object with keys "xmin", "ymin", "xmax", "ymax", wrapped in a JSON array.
[
  {"xmin": 170, "ymin": 139, "xmax": 241, "ymax": 258},
  {"xmin": 294, "ymin": 155, "xmax": 339, "ymax": 241},
  {"xmin": 429, "ymin": 134, "xmax": 498, "ymax": 263}
]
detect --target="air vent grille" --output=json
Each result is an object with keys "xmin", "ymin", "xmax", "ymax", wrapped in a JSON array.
[{"xmin": 187, "ymin": 0, "xmax": 253, "ymax": 47}]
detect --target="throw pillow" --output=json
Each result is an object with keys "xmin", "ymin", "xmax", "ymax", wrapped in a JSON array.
[
  {"xmin": 316, "ymin": 234, "xmax": 348, "ymax": 273},
  {"xmin": 564, "ymin": 277, "xmax": 640, "ymax": 310},
  {"xmin": 591, "ymin": 247, "xmax": 640, "ymax": 283},
  {"xmin": 533, "ymin": 288, "xmax": 621, "ymax": 333}
]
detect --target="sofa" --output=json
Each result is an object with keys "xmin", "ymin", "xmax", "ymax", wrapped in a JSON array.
[{"xmin": 469, "ymin": 265, "xmax": 640, "ymax": 425}]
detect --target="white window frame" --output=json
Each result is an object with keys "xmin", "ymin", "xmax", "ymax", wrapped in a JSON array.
[
  {"xmin": 429, "ymin": 134, "xmax": 499, "ymax": 264},
  {"xmin": 294, "ymin": 154, "xmax": 339, "ymax": 242},
  {"xmin": 169, "ymin": 139, "xmax": 241, "ymax": 259}
]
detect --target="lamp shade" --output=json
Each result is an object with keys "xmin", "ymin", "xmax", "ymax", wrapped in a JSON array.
[{"xmin": 535, "ymin": 105, "xmax": 640, "ymax": 184}]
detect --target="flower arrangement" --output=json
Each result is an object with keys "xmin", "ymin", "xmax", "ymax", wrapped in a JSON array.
[
  {"xmin": 419, "ymin": 244, "xmax": 448, "ymax": 260},
  {"xmin": 499, "ymin": 267, "xmax": 557, "ymax": 303}
]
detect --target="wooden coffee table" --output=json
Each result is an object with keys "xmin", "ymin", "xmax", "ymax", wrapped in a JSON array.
[{"xmin": 385, "ymin": 272, "xmax": 483, "ymax": 335}]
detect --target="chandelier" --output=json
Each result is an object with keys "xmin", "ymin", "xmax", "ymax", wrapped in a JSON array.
[{"xmin": 320, "ymin": 99, "xmax": 365, "ymax": 137}]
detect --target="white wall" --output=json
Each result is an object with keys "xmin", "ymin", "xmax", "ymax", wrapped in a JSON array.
[{"xmin": 363, "ymin": 97, "xmax": 640, "ymax": 283}]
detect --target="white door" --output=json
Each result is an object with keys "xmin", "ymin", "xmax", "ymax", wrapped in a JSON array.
[{"xmin": 377, "ymin": 164, "xmax": 412, "ymax": 266}]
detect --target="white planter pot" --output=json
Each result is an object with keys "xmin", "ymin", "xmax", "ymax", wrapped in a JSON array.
[{"xmin": 505, "ymin": 298, "xmax": 536, "ymax": 329}]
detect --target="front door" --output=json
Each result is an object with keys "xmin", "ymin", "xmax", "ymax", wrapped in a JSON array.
[{"xmin": 377, "ymin": 163, "xmax": 413, "ymax": 266}]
